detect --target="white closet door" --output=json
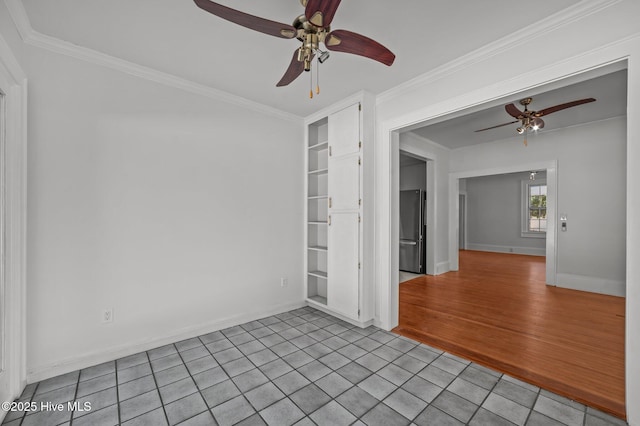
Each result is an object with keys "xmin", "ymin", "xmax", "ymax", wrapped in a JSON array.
[
  {"xmin": 328, "ymin": 212, "xmax": 359, "ymax": 319},
  {"xmin": 328, "ymin": 103, "xmax": 360, "ymax": 158},
  {"xmin": 328, "ymin": 155, "xmax": 360, "ymax": 211}
]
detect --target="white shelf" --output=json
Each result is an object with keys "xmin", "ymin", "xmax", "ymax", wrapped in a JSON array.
[
  {"xmin": 308, "ymin": 270, "xmax": 327, "ymax": 279},
  {"xmin": 308, "ymin": 168, "xmax": 328, "ymax": 176},
  {"xmin": 309, "ymin": 141, "xmax": 329, "ymax": 151},
  {"xmin": 308, "ymin": 295, "xmax": 327, "ymax": 305},
  {"xmin": 308, "ymin": 117, "xmax": 330, "ymax": 311}
]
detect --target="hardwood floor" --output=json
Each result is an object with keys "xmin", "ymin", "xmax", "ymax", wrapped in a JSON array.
[{"xmin": 393, "ymin": 250, "xmax": 626, "ymax": 419}]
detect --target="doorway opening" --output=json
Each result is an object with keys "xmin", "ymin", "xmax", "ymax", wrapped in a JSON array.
[
  {"xmin": 0, "ymin": 39, "xmax": 28, "ymax": 412},
  {"xmin": 0, "ymin": 87, "xmax": 5, "ymax": 383},
  {"xmin": 458, "ymin": 193, "xmax": 465, "ymax": 250},
  {"xmin": 457, "ymin": 169, "xmax": 549, "ymax": 263},
  {"xmin": 397, "ymin": 148, "xmax": 435, "ymax": 283},
  {"xmin": 386, "ymin": 65, "xmax": 627, "ymax": 419},
  {"xmin": 399, "ymin": 151, "xmax": 427, "ymax": 283}
]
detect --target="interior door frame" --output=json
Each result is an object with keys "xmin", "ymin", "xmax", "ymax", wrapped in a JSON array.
[
  {"xmin": 448, "ymin": 161, "xmax": 557, "ymax": 282},
  {"xmin": 375, "ymin": 41, "xmax": 639, "ymax": 421},
  {"xmin": 458, "ymin": 193, "xmax": 466, "ymax": 250},
  {"xmin": 0, "ymin": 33, "xmax": 27, "ymax": 415}
]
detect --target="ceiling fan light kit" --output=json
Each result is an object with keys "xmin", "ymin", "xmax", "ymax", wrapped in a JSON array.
[
  {"xmin": 193, "ymin": 0, "xmax": 395, "ymax": 98},
  {"xmin": 475, "ymin": 96, "xmax": 596, "ymax": 146}
]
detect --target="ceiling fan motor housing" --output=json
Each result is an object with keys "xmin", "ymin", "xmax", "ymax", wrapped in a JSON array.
[
  {"xmin": 293, "ymin": 15, "xmax": 328, "ymax": 43},
  {"xmin": 293, "ymin": 15, "xmax": 327, "ymax": 71}
]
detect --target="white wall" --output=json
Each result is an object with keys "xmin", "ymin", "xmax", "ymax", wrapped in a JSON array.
[
  {"xmin": 399, "ymin": 162, "xmax": 426, "ymax": 191},
  {"xmin": 464, "ymin": 172, "xmax": 547, "ymax": 256},
  {"xmin": 0, "ymin": 2, "xmax": 23, "ymax": 61},
  {"xmin": 450, "ymin": 118, "xmax": 626, "ymax": 296},
  {"xmin": 5, "ymin": 36, "xmax": 304, "ymax": 379}
]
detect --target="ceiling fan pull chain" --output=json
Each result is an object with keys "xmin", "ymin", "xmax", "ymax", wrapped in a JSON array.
[
  {"xmin": 309, "ymin": 60, "xmax": 313, "ymax": 99},
  {"xmin": 316, "ymin": 55, "xmax": 320, "ymax": 95}
]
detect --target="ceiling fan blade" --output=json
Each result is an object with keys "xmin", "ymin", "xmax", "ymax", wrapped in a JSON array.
[
  {"xmin": 305, "ymin": 0, "xmax": 341, "ymax": 27},
  {"xmin": 505, "ymin": 103, "xmax": 524, "ymax": 119},
  {"xmin": 325, "ymin": 30, "xmax": 395, "ymax": 66},
  {"xmin": 535, "ymin": 98, "xmax": 596, "ymax": 117},
  {"xmin": 194, "ymin": 0, "xmax": 296, "ymax": 39},
  {"xmin": 276, "ymin": 50, "xmax": 306, "ymax": 87},
  {"xmin": 474, "ymin": 120, "xmax": 519, "ymax": 132}
]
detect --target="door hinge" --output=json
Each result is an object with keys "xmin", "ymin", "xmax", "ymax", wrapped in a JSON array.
[
  {"xmin": 358, "ymin": 103, "xmax": 361, "ymax": 111},
  {"xmin": 359, "ymin": 198, "xmax": 362, "ymax": 206},
  {"xmin": 328, "ymin": 215, "xmax": 331, "ymax": 226},
  {"xmin": 358, "ymin": 309, "xmax": 360, "ymax": 317},
  {"xmin": 359, "ymin": 141, "xmax": 362, "ymax": 149},
  {"xmin": 358, "ymin": 158, "xmax": 361, "ymax": 166},
  {"xmin": 358, "ymin": 215, "xmax": 361, "ymax": 223},
  {"xmin": 328, "ymin": 197, "xmax": 332, "ymax": 208},
  {"xmin": 358, "ymin": 262, "xmax": 361, "ymax": 269},
  {"xmin": 329, "ymin": 146, "xmax": 332, "ymax": 156}
]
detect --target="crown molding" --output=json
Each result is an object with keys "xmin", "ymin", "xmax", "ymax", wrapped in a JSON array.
[
  {"xmin": 376, "ymin": 0, "xmax": 624, "ymax": 105},
  {"xmin": 3, "ymin": 0, "xmax": 302, "ymax": 123},
  {"xmin": 303, "ymin": 90, "xmax": 371, "ymax": 124}
]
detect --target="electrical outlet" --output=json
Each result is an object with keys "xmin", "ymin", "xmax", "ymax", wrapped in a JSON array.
[
  {"xmin": 280, "ymin": 277, "xmax": 288, "ymax": 288},
  {"xmin": 102, "ymin": 308, "xmax": 113, "ymax": 323}
]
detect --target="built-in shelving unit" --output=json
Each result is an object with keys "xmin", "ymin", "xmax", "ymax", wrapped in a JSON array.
[
  {"xmin": 306, "ymin": 117, "xmax": 329, "ymax": 305},
  {"xmin": 304, "ymin": 92, "xmax": 375, "ymax": 326}
]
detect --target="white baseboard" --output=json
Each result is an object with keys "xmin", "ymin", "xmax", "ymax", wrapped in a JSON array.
[
  {"xmin": 435, "ymin": 262, "xmax": 450, "ymax": 275},
  {"xmin": 305, "ymin": 300, "xmax": 374, "ymax": 329},
  {"xmin": 26, "ymin": 301, "xmax": 306, "ymax": 384},
  {"xmin": 466, "ymin": 243, "xmax": 546, "ymax": 256},
  {"xmin": 372, "ymin": 318, "xmax": 385, "ymax": 330},
  {"xmin": 555, "ymin": 273, "xmax": 625, "ymax": 297}
]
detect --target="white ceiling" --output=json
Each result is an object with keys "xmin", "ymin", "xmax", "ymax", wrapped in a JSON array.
[
  {"xmin": 20, "ymin": 0, "xmax": 580, "ymax": 117},
  {"xmin": 409, "ymin": 67, "xmax": 628, "ymax": 149}
]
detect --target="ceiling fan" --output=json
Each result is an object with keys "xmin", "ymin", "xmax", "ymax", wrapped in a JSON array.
[
  {"xmin": 475, "ymin": 97, "xmax": 596, "ymax": 145},
  {"xmin": 193, "ymin": 0, "xmax": 395, "ymax": 96}
]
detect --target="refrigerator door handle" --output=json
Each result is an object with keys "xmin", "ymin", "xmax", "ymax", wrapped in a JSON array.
[
  {"xmin": 423, "ymin": 197, "xmax": 428, "ymax": 228},
  {"xmin": 400, "ymin": 240, "xmax": 417, "ymax": 246}
]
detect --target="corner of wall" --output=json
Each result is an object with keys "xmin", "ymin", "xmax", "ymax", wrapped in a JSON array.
[{"xmin": 436, "ymin": 262, "xmax": 451, "ymax": 275}]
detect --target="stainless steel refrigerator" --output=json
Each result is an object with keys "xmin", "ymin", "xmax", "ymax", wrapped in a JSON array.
[{"xmin": 399, "ymin": 190, "xmax": 425, "ymax": 273}]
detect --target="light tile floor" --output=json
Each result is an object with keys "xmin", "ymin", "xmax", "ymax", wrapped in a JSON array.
[{"xmin": 1, "ymin": 307, "xmax": 628, "ymax": 426}]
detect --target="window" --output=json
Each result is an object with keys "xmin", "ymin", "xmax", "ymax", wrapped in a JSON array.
[{"xmin": 522, "ymin": 180, "xmax": 547, "ymax": 237}]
